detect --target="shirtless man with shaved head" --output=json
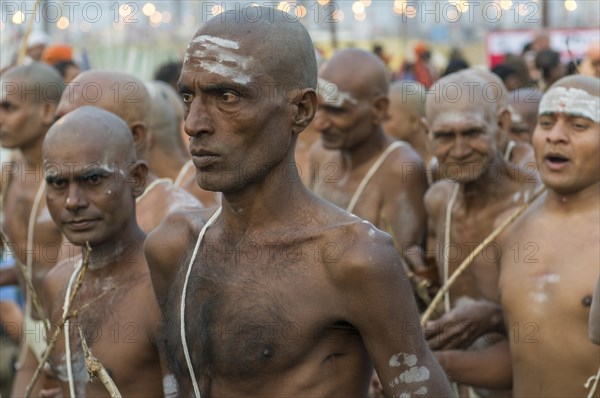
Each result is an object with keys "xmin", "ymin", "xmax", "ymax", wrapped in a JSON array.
[
  {"xmin": 497, "ymin": 75, "xmax": 600, "ymax": 397},
  {"xmin": 423, "ymin": 70, "xmax": 539, "ymax": 394},
  {"xmin": 56, "ymin": 70, "xmax": 201, "ymax": 234},
  {"xmin": 0, "ymin": 63, "xmax": 64, "ymax": 396},
  {"xmin": 145, "ymin": 80, "xmax": 218, "ymax": 206},
  {"xmin": 309, "ymin": 49, "xmax": 430, "ymax": 276},
  {"xmin": 145, "ymin": 8, "xmax": 452, "ymax": 397},
  {"xmin": 42, "ymin": 106, "xmax": 164, "ymax": 396},
  {"xmin": 508, "ymin": 87, "xmax": 543, "ymax": 144}
]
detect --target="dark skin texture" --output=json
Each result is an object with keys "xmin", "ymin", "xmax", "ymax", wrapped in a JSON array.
[
  {"xmin": 55, "ymin": 70, "xmax": 201, "ymax": 235},
  {"xmin": 498, "ymin": 76, "xmax": 600, "ymax": 397},
  {"xmin": 145, "ymin": 9, "xmax": 452, "ymax": 398},
  {"xmin": 0, "ymin": 63, "xmax": 65, "ymax": 397},
  {"xmin": 42, "ymin": 107, "xmax": 164, "ymax": 397},
  {"xmin": 309, "ymin": 50, "xmax": 429, "ymax": 275},
  {"xmin": 422, "ymin": 72, "xmax": 539, "ymax": 392}
]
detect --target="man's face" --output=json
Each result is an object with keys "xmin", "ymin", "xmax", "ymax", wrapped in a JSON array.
[
  {"xmin": 0, "ymin": 79, "xmax": 45, "ymax": 149},
  {"xmin": 428, "ymin": 105, "xmax": 498, "ymax": 183},
  {"xmin": 532, "ymin": 112, "xmax": 599, "ymax": 195},
  {"xmin": 313, "ymin": 73, "xmax": 375, "ymax": 151},
  {"xmin": 44, "ymin": 131, "xmax": 135, "ymax": 246},
  {"xmin": 178, "ymin": 33, "xmax": 294, "ymax": 193}
]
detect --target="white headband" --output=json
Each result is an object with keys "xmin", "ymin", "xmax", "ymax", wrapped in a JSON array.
[
  {"xmin": 317, "ymin": 78, "xmax": 358, "ymax": 108},
  {"xmin": 539, "ymin": 86, "xmax": 600, "ymax": 123}
]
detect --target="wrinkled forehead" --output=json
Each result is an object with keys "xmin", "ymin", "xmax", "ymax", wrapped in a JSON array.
[
  {"xmin": 182, "ymin": 34, "xmax": 263, "ymax": 86},
  {"xmin": 539, "ymin": 86, "xmax": 600, "ymax": 123},
  {"xmin": 430, "ymin": 110, "xmax": 489, "ymax": 131}
]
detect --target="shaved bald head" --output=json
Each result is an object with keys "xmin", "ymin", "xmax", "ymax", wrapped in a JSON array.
[
  {"xmin": 549, "ymin": 74, "xmax": 600, "ymax": 95},
  {"xmin": 145, "ymin": 80, "xmax": 185, "ymax": 151},
  {"xmin": 189, "ymin": 7, "xmax": 317, "ymax": 90},
  {"xmin": 45, "ymin": 105, "xmax": 136, "ymax": 164},
  {"xmin": 56, "ymin": 70, "xmax": 152, "ymax": 159},
  {"xmin": 1, "ymin": 62, "xmax": 64, "ymax": 103},
  {"xmin": 56, "ymin": 70, "xmax": 151, "ymax": 128},
  {"xmin": 426, "ymin": 71, "xmax": 496, "ymax": 124},
  {"xmin": 320, "ymin": 49, "xmax": 390, "ymax": 100}
]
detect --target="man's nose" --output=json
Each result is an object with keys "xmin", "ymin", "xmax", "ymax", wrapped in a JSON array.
[
  {"xmin": 64, "ymin": 184, "xmax": 88, "ymax": 211},
  {"xmin": 312, "ymin": 109, "xmax": 331, "ymax": 132},
  {"xmin": 450, "ymin": 136, "xmax": 470, "ymax": 159},
  {"xmin": 184, "ymin": 96, "xmax": 214, "ymax": 138}
]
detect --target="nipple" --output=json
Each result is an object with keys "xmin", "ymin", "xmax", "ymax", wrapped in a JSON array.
[{"xmin": 582, "ymin": 295, "xmax": 593, "ymax": 307}]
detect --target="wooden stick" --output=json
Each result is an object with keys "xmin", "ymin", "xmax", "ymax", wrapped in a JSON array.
[
  {"xmin": 420, "ymin": 188, "xmax": 547, "ymax": 326},
  {"xmin": 0, "ymin": 230, "xmax": 49, "ymax": 336},
  {"xmin": 78, "ymin": 324, "xmax": 123, "ymax": 398},
  {"xmin": 25, "ymin": 242, "xmax": 92, "ymax": 398},
  {"xmin": 16, "ymin": 0, "xmax": 43, "ymax": 65}
]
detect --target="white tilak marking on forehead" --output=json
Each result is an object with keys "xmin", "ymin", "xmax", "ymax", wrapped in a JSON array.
[
  {"xmin": 193, "ymin": 35, "xmax": 240, "ymax": 49},
  {"xmin": 539, "ymin": 86, "xmax": 600, "ymax": 123},
  {"xmin": 317, "ymin": 78, "xmax": 358, "ymax": 107},
  {"xmin": 184, "ymin": 36, "xmax": 253, "ymax": 85}
]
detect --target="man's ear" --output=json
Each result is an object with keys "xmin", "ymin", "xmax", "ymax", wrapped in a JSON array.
[
  {"xmin": 371, "ymin": 95, "xmax": 389, "ymax": 125},
  {"xmin": 291, "ymin": 88, "xmax": 317, "ymax": 135},
  {"xmin": 128, "ymin": 160, "xmax": 148, "ymax": 198},
  {"xmin": 496, "ymin": 106, "xmax": 512, "ymax": 150},
  {"xmin": 130, "ymin": 123, "xmax": 149, "ymax": 152},
  {"xmin": 40, "ymin": 102, "xmax": 58, "ymax": 125}
]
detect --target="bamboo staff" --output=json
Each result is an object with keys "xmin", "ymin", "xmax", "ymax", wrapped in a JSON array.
[
  {"xmin": 421, "ymin": 188, "xmax": 547, "ymax": 326},
  {"xmin": 78, "ymin": 325, "xmax": 123, "ymax": 398},
  {"xmin": 25, "ymin": 242, "xmax": 92, "ymax": 398}
]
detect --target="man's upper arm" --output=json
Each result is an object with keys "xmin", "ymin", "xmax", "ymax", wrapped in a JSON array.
[
  {"xmin": 383, "ymin": 150, "xmax": 427, "ymax": 248},
  {"xmin": 334, "ymin": 226, "xmax": 452, "ymax": 397},
  {"xmin": 144, "ymin": 211, "xmax": 195, "ymax": 307}
]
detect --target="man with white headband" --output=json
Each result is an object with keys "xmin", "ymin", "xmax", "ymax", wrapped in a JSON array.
[
  {"xmin": 145, "ymin": 7, "xmax": 452, "ymax": 397},
  {"xmin": 309, "ymin": 49, "xmax": 431, "ymax": 280},
  {"xmin": 497, "ymin": 75, "xmax": 600, "ymax": 396}
]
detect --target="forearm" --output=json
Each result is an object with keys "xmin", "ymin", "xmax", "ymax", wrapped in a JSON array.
[{"xmin": 435, "ymin": 339, "xmax": 512, "ymax": 389}]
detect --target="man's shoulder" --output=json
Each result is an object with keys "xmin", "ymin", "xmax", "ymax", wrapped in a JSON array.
[
  {"xmin": 155, "ymin": 180, "xmax": 203, "ymax": 209},
  {"xmin": 43, "ymin": 257, "xmax": 80, "ymax": 305},
  {"xmin": 425, "ymin": 179, "xmax": 455, "ymax": 215},
  {"xmin": 383, "ymin": 141, "xmax": 425, "ymax": 177},
  {"xmin": 318, "ymin": 217, "xmax": 402, "ymax": 288}
]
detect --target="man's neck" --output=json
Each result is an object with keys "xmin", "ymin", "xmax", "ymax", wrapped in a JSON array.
[
  {"xmin": 343, "ymin": 128, "xmax": 391, "ymax": 170},
  {"xmin": 405, "ymin": 134, "xmax": 431, "ymax": 165},
  {"xmin": 221, "ymin": 153, "xmax": 309, "ymax": 237},
  {"xmin": 545, "ymin": 182, "xmax": 600, "ymax": 213},
  {"xmin": 19, "ymin": 134, "xmax": 45, "ymax": 169},
  {"xmin": 85, "ymin": 222, "xmax": 144, "ymax": 270},
  {"xmin": 459, "ymin": 156, "xmax": 513, "ymax": 209}
]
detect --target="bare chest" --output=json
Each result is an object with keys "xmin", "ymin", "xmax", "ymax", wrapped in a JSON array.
[{"xmin": 165, "ymin": 238, "xmax": 341, "ymax": 383}]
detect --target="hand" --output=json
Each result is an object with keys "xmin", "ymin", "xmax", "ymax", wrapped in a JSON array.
[{"xmin": 424, "ymin": 297, "xmax": 504, "ymax": 350}]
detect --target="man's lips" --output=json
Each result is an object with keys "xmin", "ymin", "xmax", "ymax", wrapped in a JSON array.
[
  {"xmin": 191, "ymin": 149, "xmax": 220, "ymax": 168},
  {"xmin": 63, "ymin": 219, "xmax": 98, "ymax": 230},
  {"xmin": 544, "ymin": 152, "xmax": 570, "ymax": 170}
]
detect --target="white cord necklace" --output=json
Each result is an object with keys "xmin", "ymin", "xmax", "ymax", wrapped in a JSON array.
[{"xmin": 180, "ymin": 207, "xmax": 222, "ymax": 398}]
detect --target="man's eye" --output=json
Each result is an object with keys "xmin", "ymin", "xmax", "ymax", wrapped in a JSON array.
[
  {"xmin": 86, "ymin": 174, "xmax": 103, "ymax": 184},
  {"xmin": 49, "ymin": 179, "xmax": 67, "ymax": 189},
  {"xmin": 219, "ymin": 91, "xmax": 240, "ymax": 104},
  {"xmin": 181, "ymin": 93, "xmax": 194, "ymax": 104},
  {"xmin": 538, "ymin": 118, "xmax": 554, "ymax": 128}
]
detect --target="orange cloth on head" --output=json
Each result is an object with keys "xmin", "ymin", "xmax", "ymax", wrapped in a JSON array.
[{"xmin": 42, "ymin": 45, "xmax": 73, "ymax": 65}]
